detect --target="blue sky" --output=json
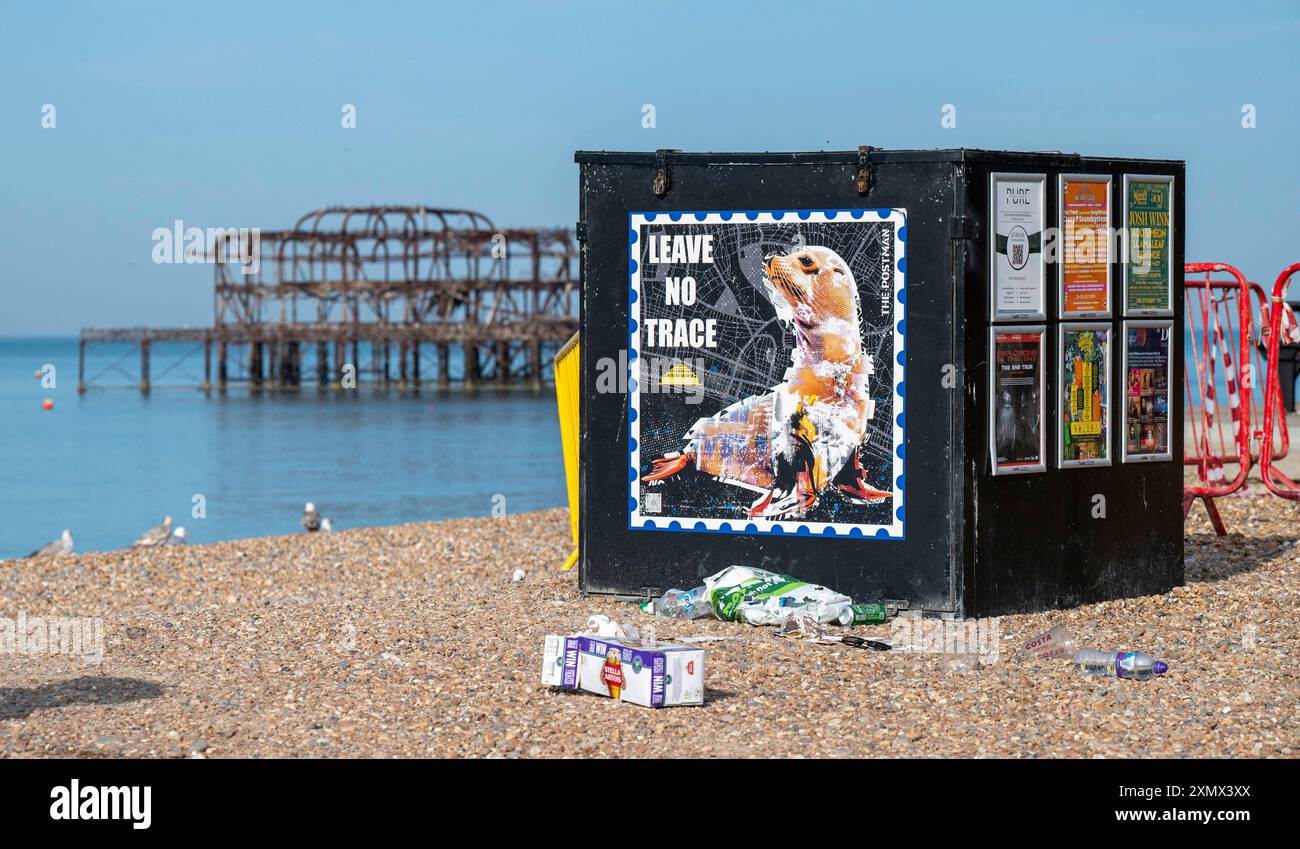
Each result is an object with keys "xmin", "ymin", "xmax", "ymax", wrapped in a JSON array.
[{"xmin": 1, "ymin": 0, "xmax": 1297, "ymax": 334}]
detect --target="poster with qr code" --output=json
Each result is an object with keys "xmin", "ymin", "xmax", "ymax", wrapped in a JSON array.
[
  {"xmin": 990, "ymin": 173, "xmax": 1045, "ymax": 321},
  {"xmin": 627, "ymin": 209, "xmax": 906, "ymax": 540}
]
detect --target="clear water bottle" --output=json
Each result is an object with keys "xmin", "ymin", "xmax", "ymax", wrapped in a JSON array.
[
  {"xmin": 1022, "ymin": 624, "xmax": 1076, "ymax": 660},
  {"xmin": 643, "ymin": 586, "xmax": 711, "ymax": 619},
  {"xmin": 1074, "ymin": 648, "xmax": 1169, "ymax": 680}
]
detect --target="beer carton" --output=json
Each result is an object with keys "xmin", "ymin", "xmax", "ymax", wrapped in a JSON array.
[{"xmin": 540, "ymin": 634, "xmax": 704, "ymax": 707}]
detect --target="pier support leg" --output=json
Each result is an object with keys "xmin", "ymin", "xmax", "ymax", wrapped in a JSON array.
[
  {"xmin": 286, "ymin": 341, "xmax": 300, "ymax": 387},
  {"xmin": 464, "ymin": 344, "xmax": 478, "ymax": 391},
  {"xmin": 497, "ymin": 341, "xmax": 510, "ymax": 386},
  {"xmin": 529, "ymin": 339, "xmax": 542, "ymax": 391},
  {"xmin": 218, "ymin": 341, "xmax": 228, "ymax": 392},
  {"xmin": 333, "ymin": 338, "xmax": 345, "ymax": 389},
  {"xmin": 412, "ymin": 341, "xmax": 421, "ymax": 388},
  {"xmin": 202, "ymin": 337, "xmax": 212, "ymax": 393},
  {"xmin": 398, "ymin": 341, "xmax": 408, "ymax": 389},
  {"xmin": 438, "ymin": 344, "xmax": 450, "ymax": 390},
  {"xmin": 268, "ymin": 341, "xmax": 280, "ymax": 390},
  {"xmin": 250, "ymin": 342, "xmax": 263, "ymax": 388},
  {"xmin": 140, "ymin": 337, "xmax": 151, "ymax": 394},
  {"xmin": 78, "ymin": 339, "xmax": 86, "ymax": 393},
  {"xmin": 317, "ymin": 342, "xmax": 329, "ymax": 387}
]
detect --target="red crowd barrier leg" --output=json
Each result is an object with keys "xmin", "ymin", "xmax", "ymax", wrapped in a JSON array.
[
  {"xmin": 1259, "ymin": 262, "xmax": 1300, "ymax": 499},
  {"xmin": 1183, "ymin": 262, "xmax": 1255, "ymax": 532}
]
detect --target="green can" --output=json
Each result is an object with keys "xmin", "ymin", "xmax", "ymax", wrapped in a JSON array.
[{"xmin": 837, "ymin": 603, "xmax": 888, "ymax": 626}]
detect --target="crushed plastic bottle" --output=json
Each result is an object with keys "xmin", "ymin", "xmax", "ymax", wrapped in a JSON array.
[
  {"xmin": 1021, "ymin": 624, "xmax": 1076, "ymax": 660},
  {"xmin": 642, "ymin": 586, "xmax": 711, "ymax": 620},
  {"xmin": 943, "ymin": 652, "xmax": 978, "ymax": 673},
  {"xmin": 772, "ymin": 609, "xmax": 826, "ymax": 641},
  {"xmin": 1074, "ymin": 648, "xmax": 1169, "ymax": 680}
]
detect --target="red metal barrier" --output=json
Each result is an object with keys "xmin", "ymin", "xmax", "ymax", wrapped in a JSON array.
[
  {"xmin": 1183, "ymin": 262, "xmax": 1254, "ymax": 534},
  {"xmin": 1183, "ymin": 276, "xmax": 1289, "ymax": 466},
  {"xmin": 1259, "ymin": 262, "xmax": 1300, "ymax": 499}
]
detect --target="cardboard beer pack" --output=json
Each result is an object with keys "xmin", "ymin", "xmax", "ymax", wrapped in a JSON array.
[{"xmin": 540, "ymin": 634, "xmax": 704, "ymax": 707}]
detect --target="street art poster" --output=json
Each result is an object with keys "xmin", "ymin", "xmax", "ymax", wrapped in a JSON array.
[
  {"xmin": 1123, "ymin": 320, "xmax": 1172, "ymax": 462},
  {"xmin": 628, "ymin": 209, "xmax": 906, "ymax": 540},
  {"xmin": 1059, "ymin": 323, "xmax": 1111, "ymax": 467},
  {"xmin": 990, "ymin": 173, "xmax": 1046, "ymax": 321},
  {"xmin": 1123, "ymin": 175, "xmax": 1174, "ymax": 315},
  {"xmin": 1059, "ymin": 175, "xmax": 1112, "ymax": 318},
  {"xmin": 989, "ymin": 326, "xmax": 1046, "ymax": 475}
]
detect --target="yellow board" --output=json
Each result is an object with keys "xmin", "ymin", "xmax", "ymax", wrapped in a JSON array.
[{"xmin": 554, "ymin": 332, "xmax": 580, "ymax": 570}]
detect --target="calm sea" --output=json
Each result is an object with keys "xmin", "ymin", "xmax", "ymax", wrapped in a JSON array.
[{"xmin": 0, "ymin": 337, "xmax": 567, "ymax": 558}]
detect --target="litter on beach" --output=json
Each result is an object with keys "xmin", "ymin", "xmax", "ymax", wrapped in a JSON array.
[
  {"xmin": 640, "ymin": 565, "xmax": 894, "ymax": 630},
  {"xmin": 540, "ymin": 633, "xmax": 705, "ymax": 708}
]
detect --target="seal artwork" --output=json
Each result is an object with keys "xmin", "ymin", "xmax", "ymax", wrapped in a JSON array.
[{"xmin": 642, "ymin": 245, "xmax": 891, "ymax": 519}]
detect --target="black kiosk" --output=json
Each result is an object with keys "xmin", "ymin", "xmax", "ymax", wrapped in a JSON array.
[{"xmin": 575, "ymin": 148, "xmax": 1184, "ymax": 617}]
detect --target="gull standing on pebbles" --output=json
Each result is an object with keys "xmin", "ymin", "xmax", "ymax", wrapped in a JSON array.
[
  {"xmin": 320, "ymin": 518, "xmax": 333, "ymax": 532},
  {"xmin": 133, "ymin": 515, "xmax": 173, "ymax": 548},
  {"xmin": 164, "ymin": 527, "xmax": 188, "ymax": 545},
  {"xmin": 27, "ymin": 529, "xmax": 74, "ymax": 558},
  {"xmin": 301, "ymin": 502, "xmax": 322, "ymax": 533}
]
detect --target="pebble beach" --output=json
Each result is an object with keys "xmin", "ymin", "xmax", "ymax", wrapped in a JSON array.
[{"xmin": 0, "ymin": 495, "xmax": 1295, "ymax": 759}]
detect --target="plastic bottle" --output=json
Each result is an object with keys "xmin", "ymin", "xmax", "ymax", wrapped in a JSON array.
[
  {"xmin": 1074, "ymin": 648, "xmax": 1169, "ymax": 680},
  {"xmin": 643, "ymin": 586, "xmax": 711, "ymax": 619},
  {"xmin": 1022, "ymin": 624, "xmax": 1076, "ymax": 660}
]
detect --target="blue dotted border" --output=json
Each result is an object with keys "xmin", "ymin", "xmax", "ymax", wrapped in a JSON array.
[{"xmin": 626, "ymin": 208, "xmax": 906, "ymax": 541}]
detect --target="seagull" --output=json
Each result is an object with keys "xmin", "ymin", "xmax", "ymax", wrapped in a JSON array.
[
  {"xmin": 133, "ymin": 515, "xmax": 173, "ymax": 548},
  {"xmin": 320, "ymin": 518, "xmax": 333, "ymax": 532},
  {"xmin": 164, "ymin": 527, "xmax": 188, "ymax": 545},
  {"xmin": 28, "ymin": 529, "xmax": 74, "ymax": 558},
  {"xmin": 301, "ymin": 502, "xmax": 321, "ymax": 533}
]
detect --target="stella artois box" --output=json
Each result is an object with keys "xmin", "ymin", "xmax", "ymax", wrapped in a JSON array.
[{"xmin": 540, "ymin": 634, "xmax": 704, "ymax": 707}]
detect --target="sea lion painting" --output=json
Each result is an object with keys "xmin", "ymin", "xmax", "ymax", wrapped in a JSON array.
[{"xmin": 642, "ymin": 244, "xmax": 892, "ymax": 519}]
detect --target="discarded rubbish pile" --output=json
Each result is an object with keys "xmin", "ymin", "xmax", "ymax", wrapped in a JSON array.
[
  {"xmin": 539, "ymin": 567, "xmax": 1171, "ymax": 709},
  {"xmin": 641, "ymin": 565, "xmax": 890, "ymax": 627},
  {"xmin": 640, "ymin": 566, "xmax": 897, "ymax": 648},
  {"xmin": 538, "ymin": 567, "xmax": 901, "ymax": 707}
]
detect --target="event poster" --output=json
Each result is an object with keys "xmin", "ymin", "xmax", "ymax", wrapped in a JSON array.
[
  {"xmin": 628, "ymin": 209, "xmax": 906, "ymax": 540},
  {"xmin": 1059, "ymin": 176, "xmax": 1112, "ymax": 318},
  {"xmin": 989, "ymin": 326, "xmax": 1046, "ymax": 474},
  {"xmin": 1060, "ymin": 324, "xmax": 1111, "ymax": 467},
  {"xmin": 1124, "ymin": 175, "xmax": 1174, "ymax": 314},
  {"xmin": 1123, "ymin": 321, "xmax": 1172, "ymax": 461},
  {"xmin": 990, "ymin": 173, "xmax": 1045, "ymax": 320}
]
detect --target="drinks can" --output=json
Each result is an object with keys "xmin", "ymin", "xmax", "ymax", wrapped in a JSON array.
[{"xmin": 837, "ymin": 603, "xmax": 888, "ymax": 626}]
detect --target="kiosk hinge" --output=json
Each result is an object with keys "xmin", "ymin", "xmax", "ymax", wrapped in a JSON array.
[
  {"xmin": 948, "ymin": 215, "xmax": 974, "ymax": 240},
  {"xmin": 652, "ymin": 149, "xmax": 678, "ymax": 198},
  {"xmin": 854, "ymin": 145, "xmax": 877, "ymax": 195}
]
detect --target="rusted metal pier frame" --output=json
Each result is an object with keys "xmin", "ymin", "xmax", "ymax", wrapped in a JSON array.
[{"xmin": 79, "ymin": 205, "xmax": 579, "ymax": 393}]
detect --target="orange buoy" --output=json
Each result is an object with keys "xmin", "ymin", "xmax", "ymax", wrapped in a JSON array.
[{"xmin": 42, "ymin": 398, "xmax": 54, "ymax": 411}]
